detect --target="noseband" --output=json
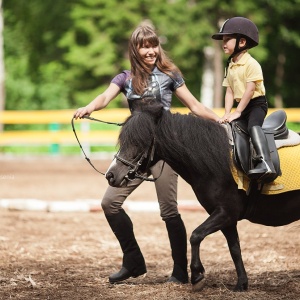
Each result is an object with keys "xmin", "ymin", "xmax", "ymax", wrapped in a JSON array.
[{"xmin": 114, "ymin": 152, "xmax": 148, "ymax": 181}]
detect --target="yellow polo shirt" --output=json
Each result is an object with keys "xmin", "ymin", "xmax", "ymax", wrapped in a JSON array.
[{"xmin": 222, "ymin": 52, "xmax": 265, "ymax": 102}]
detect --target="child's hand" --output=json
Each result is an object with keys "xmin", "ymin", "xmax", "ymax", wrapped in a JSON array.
[
  {"xmin": 227, "ymin": 111, "xmax": 241, "ymax": 122},
  {"xmin": 218, "ymin": 113, "xmax": 231, "ymax": 123}
]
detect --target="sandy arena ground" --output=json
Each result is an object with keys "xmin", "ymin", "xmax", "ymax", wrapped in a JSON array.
[{"xmin": 0, "ymin": 156, "xmax": 299, "ymax": 299}]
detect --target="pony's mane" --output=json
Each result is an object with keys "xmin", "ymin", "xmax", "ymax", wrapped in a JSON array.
[
  {"xmin": 157, "ymin": 111, "xmax": 232, "ymax": 176},
  {"xmin": 118, "ymin": 104, "xmax": 161, "ymax": 152},
  {"xmin": 119, "ymin": 104, "xmax": 232, "ymax": 177}
]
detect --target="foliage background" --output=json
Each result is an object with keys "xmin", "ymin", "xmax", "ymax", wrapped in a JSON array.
[{"xmin": 3, "ymin": 0, "xmax": 300, "ymax": 111}]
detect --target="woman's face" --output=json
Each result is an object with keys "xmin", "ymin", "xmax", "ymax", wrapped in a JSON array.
[{"xmin": 138, "ymin": 42, "xmax": 159, "ymax": 68}]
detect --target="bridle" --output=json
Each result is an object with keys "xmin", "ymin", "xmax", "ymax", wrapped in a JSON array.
[
  {"xmin": 72, "ymin": 115, "xmax": 164, "ymax": 181},
  {"xmin": 114, "ymin": 138, "xmax": 165, "ymax": 182}
]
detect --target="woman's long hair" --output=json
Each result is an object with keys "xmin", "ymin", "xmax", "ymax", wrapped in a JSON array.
[{"xmin": 128, "ymin": 25, "xmax": 182, "ymax": 94}]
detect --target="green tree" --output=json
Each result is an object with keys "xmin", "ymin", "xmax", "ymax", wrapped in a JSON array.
[
  {"xmin": 3, "ymin": 0, "xmax": 74, "ymax": 110},
  {"xmin": 3, "ymin": 0, "xmax": 300, "ymax": 111},
  {"xmin": 256, "ymin": 0, "xmax": 300, "ymax": 107}
]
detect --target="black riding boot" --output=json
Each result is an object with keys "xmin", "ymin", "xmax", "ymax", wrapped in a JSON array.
[
  {"xmin": 105, "ymin": 209, "xmax": 147, "ymax": 283},
  {"xmin": 165, "ymin": 214, "xmax": 188, "ymax": 284},
  {"xmin": 247, "ymin": 126, "xmax": 276, "ymax": 181}
]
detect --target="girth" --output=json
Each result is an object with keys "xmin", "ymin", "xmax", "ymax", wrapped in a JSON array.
[{"xmin": 231, "ymin": 110, "xmax": 288, "ymax": 182}]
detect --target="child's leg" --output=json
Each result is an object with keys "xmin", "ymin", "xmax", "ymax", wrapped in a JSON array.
[{"xmin": 246, "ymin": 98, "xmax": 276, "ymax": 181}]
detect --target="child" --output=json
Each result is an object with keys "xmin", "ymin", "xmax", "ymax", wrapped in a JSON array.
[{"xmin": 212, "ymin": 17, "xmax": 276, "ymax": 181}]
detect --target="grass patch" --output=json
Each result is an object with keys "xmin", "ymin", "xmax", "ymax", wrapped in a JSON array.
[
  {"xmin": 0, "ymin": 145, "xmax": 119, "ymax": 156},
  {"xmin": 287, "ymin": 122, "xmax": 300, "ymax": 132}
]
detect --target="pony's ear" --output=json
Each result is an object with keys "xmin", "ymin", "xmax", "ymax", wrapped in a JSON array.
[
  {"xmin": 141, "ymin": 99, "xmax": 164, "ymax": 123},
  {"xmin": 130, "ymin": 97, "xmax": 164, "ymax": 116},
  {"xmin": 151, "ymin": 102, "xmax": 164, "ymax": 122}
]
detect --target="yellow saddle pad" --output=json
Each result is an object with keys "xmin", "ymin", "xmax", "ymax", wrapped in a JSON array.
[{"xmin": 232, "ymin": 144, "xmax": 300, "ymax": 195}]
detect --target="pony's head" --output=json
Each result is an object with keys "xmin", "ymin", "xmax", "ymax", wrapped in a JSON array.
[{"xmin": 105, "ymin": 101, "xmax": 163, "ymax": 187}]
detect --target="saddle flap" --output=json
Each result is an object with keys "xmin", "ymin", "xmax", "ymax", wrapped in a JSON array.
[
  {"xmin": 262, "ymin": 110, "xmax": 289, "ymax": 139},
  {"xmin": 231, "ymin": 120, "xmax": 281, "ymax": 181},
  {"xmin": 231, "ymin": 120, "xmax": 251, "ymax": 174}
]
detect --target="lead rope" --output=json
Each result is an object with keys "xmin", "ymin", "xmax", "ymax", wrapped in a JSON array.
[
  {"xmin": 71, "ymin": 116, "xmax": 123, "ymax": 175},
  {"xmin": 72, "ymin": 115, "xmax": 165, "ymax": 182}
]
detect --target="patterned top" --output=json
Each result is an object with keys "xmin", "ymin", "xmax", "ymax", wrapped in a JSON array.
[{"xmin": 111, "ymin": 67, "xmax": 184, "ymax": 111}]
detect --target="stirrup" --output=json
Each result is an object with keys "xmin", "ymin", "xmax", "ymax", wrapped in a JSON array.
[
  {"xmin": 248, "ymin": 159, "xmax": 273, "ymax": 176},
  {"xmin": 260, "ymin": 158, "xmax": 273, "ymax": 174}
]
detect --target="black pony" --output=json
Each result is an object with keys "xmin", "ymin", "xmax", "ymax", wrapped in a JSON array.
[{"xmin": 105, "ymin": 102, "xmax": 300, "ymax": 292}]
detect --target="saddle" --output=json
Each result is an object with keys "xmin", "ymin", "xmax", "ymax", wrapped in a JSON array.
[{"xmin": 230, "ymin": 110, "xmax": 288, "ymax": 186}]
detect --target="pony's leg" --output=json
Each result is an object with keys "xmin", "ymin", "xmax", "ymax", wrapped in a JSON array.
[
  {"xmin": 221, "ymin": 226, "xmax": 248, "ymax": 291},
  {"xmin": 190, "ymin": 232, "xmax": 205, "ymax": 291},
  {"xmin": 190, "ymin": 208, "xmax": 234, "ymax": 291}
]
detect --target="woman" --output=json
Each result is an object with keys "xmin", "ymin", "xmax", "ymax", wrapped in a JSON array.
[{"xmin": 74, "ymin": 25, "xmax": 219, "ymax": 284}]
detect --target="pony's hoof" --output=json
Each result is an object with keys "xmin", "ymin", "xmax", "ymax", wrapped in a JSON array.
[
  {"xmin": 192, "ymin": 274, "xmax": 206, "ymax": 292},
  {"xmin": 234, "ymin": 281, "xmax": 248, "ymax": 292}
]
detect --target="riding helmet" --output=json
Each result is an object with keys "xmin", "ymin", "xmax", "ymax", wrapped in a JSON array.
[{"xmin": 212, "ymin": 17, "xmax": 259, "ymax": 49}]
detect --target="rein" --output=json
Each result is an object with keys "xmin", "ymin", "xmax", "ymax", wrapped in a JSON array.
[
  {"xmin": 72, "ymin": 115, "xmax": 165, "ymax": 182},
  {"xmin": 71, "ymin": 116, "xmax": 123, "ymax": 175}
]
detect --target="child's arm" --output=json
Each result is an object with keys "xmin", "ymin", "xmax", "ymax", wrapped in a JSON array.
[
  {"xmin": 219, "ymin": 87, "xmax": 234, "ymax": 123},
  {"xmin": 227, "ymin": 81, "xmax": 255, "ymax": 122}
]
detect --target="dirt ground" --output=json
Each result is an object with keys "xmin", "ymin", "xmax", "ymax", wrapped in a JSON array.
[{"xmin": 0, "ymin": 156, "xmax": 299, "ymax": 300}]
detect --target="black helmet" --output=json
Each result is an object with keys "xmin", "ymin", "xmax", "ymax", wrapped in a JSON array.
[{"xmin": 212, "ymin": 17, "xmax": 259, "ymax": 49}]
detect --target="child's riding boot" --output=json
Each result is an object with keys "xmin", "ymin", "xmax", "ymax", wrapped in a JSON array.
[
  {"xmin": 247, "ymin": 126, "xmax": 276, "ymax": 181},
  {"xmin": 165, "ymin": 214, "xmax": 189, "ymax": 284},
  {"xmin": 105, "ymin": 209, "xmax": 147, "ymax": 283}
]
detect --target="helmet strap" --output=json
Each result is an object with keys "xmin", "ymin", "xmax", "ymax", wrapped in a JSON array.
[{"xmin": 224, "ymin": 34, "xmax": 248, "ymax": 78}]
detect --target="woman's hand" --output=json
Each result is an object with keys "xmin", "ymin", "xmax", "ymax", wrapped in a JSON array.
[{"xmin": 73, "ymin": 106, "xmax": 93, "ymax": 119}]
